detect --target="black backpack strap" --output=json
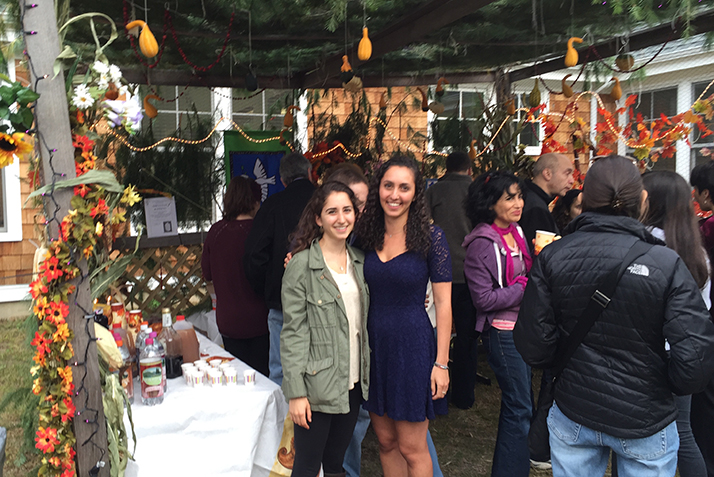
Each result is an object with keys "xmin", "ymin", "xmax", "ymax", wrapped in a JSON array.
[{"xmin": 553, "ymin": 240, "xmax": 654, "ymax": 379}]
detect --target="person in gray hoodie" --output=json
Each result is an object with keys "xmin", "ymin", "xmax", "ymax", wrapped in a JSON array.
[{"xmin": 463, "ymin": 170, "xmax": 533, "ymax": 477}]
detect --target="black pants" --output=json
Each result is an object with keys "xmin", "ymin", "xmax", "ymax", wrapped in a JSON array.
[
  {"xmin": 450, "ymin": 283, "xmax": 479, "ymax": 409},
  {"xmin": 222, "ymin": 333, "xmax": 269, "ymax": 377},
  {"xmin": 692, "ymin": 379, "xmax": 714, "ymax": 477},
  {"xmin": 292, "ymin": 384, "xmax": 362, "ymax": 477}
]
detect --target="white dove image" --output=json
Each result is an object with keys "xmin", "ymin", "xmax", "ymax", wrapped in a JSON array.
[{"xmin": 252, "ymin": 158, "xmax": 276, "ymax": 201}]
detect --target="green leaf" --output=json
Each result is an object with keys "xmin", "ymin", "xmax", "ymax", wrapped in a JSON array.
[
  {"xmin": 91, "ymin": 255, "xmax": 135, "ymax": 301},
  {"xmin": 27, "ymin": 169, "xmax": 124, "ymax": 202},
  {"xmin": 0, "ymin": 105, "xmax": 8, "ymax": 119},
  {"xmin": 20, "ymin": 108, "xmax": 34, "ymax": 129},
  {"xmin": 17, "ymin": 88, "xmax": 40, "ymax": 104}
]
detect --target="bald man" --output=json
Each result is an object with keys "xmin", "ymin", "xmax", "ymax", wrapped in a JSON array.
[{"xmin": 519, "ymin": 153, "xmax": 575, "ymax": 253}]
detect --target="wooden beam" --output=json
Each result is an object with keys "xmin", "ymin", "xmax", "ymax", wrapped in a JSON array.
[
  {"xmin": 508, "ymin": 10, "xmax": 714, "ymax": 83},
  {"xmin": 301, "ymin": 0, "xmax": 500, "ymax": 89},
  {"xmin": 22, "ymin": 3, "xmax": 109, "ymax": 476},
  {"xmin": 122, "ymin": 68, "xmax": 497, "ymax": 89}
]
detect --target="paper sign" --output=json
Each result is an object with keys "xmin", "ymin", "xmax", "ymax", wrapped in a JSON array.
[{"xmin": 144, "ymin": 197, "xmax": 179, "ymax": 238}]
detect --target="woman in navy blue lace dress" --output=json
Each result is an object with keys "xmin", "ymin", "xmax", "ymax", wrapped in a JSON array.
[{"xmin": 356, "ymin": 156, "xmax": 452, "ymax": 477}]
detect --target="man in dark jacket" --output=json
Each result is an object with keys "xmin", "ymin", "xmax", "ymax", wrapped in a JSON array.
[
  {"xmin": 244, "ymin": 152, "xmax": 315, "ymax": 385},
  {"xmin": 426, "ymin": 151, "xmax": 477, "ymax": 409},
  {"xmin": 515, "ymin": 211, "xmax": 714, "ymax": 476},
  {"xmin": 519, "ymin": 153, "xmax": 574, "ymax": 252}
]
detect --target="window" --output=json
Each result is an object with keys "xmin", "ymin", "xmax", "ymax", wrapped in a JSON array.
[
  {"xmin": 232, "ymin": 89, "xmax": 294, "ymax": 131},
  {"xmin": 431, "ymin": 89, "xmax": 485, "ymax": 151},
  {"xmin": 628, "ymin": 87, "xmax": 678, "ymax": 171},
  {"xmin": 513, "ymin": 93, "xmax": 541, "ymax": 150},
  {"xmin": 691, "ymin": 81, "xmax": 714, "ymax": 169},
  {"xmin": 140, "ymin": 86, "xmax": 213, "ymax": 138},
  {"xmin": 0, "ymin": 160, "xmax": 23, "ymax": 242}
]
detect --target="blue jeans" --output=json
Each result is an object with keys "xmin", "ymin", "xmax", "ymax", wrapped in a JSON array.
[
  {"xmin": 482, "ymin": 327, "xmax": 532, "ymax": 477},
  {"xmin": 268, "ymin": 308, "xmax": 283, "ymax": 386},
  {"xmin": 548, "ymin": 402, "xmax": 679, "ymax": 477},
  {"xmin": 342, "ymin": 408, "xmax": 444, "ymax": 477}
]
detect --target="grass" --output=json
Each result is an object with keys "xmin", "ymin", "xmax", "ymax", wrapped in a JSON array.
[{"xmin": 0, "ymin": 317, "xmax": 41, "ymax": 477}]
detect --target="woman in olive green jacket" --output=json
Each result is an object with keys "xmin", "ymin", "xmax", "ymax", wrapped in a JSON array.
[{"xmin": 280, "ymin": 182, "xmax": 370, "ymax": 477}]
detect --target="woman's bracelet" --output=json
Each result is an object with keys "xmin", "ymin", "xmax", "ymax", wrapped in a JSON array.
[{"xmin": 433, "ymin": 362, "xmax": 449, "ymax": 370}]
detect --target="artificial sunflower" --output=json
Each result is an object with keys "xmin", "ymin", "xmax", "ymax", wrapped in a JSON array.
[{"xmin": 0, "ymin": 132, "xmax": 33, "ymax": 169}]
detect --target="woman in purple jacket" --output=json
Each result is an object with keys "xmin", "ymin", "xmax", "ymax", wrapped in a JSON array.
[{"xmin": 462, "ymin": 171, "xmax": 532, "ymax": 477}]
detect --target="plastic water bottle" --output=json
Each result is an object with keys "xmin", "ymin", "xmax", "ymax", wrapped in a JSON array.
[
  {"xmin": 139, "ymin": 338, "xmax": 164, "ymax": 406},
  {"xmin": 149, "ymin": 332, "xmax": 167, "ymax": 393},
  {"xmin": 135, "ymin": 322, "xmax": 150, "ymax": 366},
  {"xmin": 114, "ymin": 336, "xmax": 135, "ymax": 404}
]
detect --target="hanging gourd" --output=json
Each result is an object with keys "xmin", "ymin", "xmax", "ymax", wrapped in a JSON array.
[
  {"xmin": 528, "ymin": 79, "xmax": 541, "ymax": 108},
  {"xmin": 344, "ymin": 76, "xmax": 363, "ymax": 93},
  {"xmin": 505, "ymin": 98, "xmax": 516, "ymax": 115},
  {"xmin": 379, "ymin": 91, "xmax": 387, "ymax": 110},
  {"xmin": 126, "ymin": 20, "xmax": 159, "ymax": 58},
  {"xmin": 143, "ymin": 94, "xmax": 159, "ymax": 119},
  {"xmin": 105, "ymin": 83, "xmax": 119, "ymax": 100},
  {"xmin": 245, "ymin": 70, "xmax": 258, "ymax": 92},
  {"xmin": 340, "ymin": 55, "xmax": 354, "ymax": 83},
  {"xmin": 615, "ymin": 54, "xmax": 635, "ymax": 72},
  {"xmin": 435, "ymin": 77, "xmax": 449, "ymax": 98},
  {"xmin": 283, "ymin": 105, "xmax": 300, "ymax": 128},
  {"xmin": 417, "ymin": 87, "xmax": 429, "ymax": 112},
  {"xmin": 358, "ymin": 28, "xmax": 372, "ymax": 61},
  {"xmin": 561, "ymin": 74, "xmax": 574, "ymax": 98},
  {"xmin": 610, "ymin": 77, "xmax": 622, "ymax": 101},
  {"xmin": 279, "ymin": 129, "xmax": 288, "ymax": 145},
  {"xmin": 428, "ymin": 101, "xmax": 445, "ymax": 115},
  {"xmin": 564, "ymin": 37, "xmax": 583, "ymax": 68},
  {"xmin": 468, "ymin": 140, "xmax": 478, "ymax": 160}
]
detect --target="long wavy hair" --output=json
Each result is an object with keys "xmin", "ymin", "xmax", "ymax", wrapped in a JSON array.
[
  {"xmin": 551, "ymin": 188, "xmax": 582, "ymax": 232},
  {"xmin": 356, "ymin": 156, "xmax": 431, "ymax": 256},
  {"xmin": 289, "ymin": 181, "xmax": 359, "ymax": 255},
  {"xmin": 465, "ymin": 171, "xmax": 523, "ymax": 228},
  {"xmin": 642, "ymin": 171, "xmax": 708, "ymax": 288}
]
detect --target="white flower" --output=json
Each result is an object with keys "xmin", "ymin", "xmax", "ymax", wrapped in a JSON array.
[
  {"xmin": 74, "ymin": 84, "xmax": 90, "ymax": 97},
  {"xmin": 108, "ymin": 64, "xmax": 122, "ymax": 84},
  {"xmin": 72, "ymin": 92, "xmax": 95, "ymax": 110},
  {"xmin": 118, "ymin": 84, "xmax": 129, "ymax": 98},
  {"xmin": 97, "ymin": 73, "xmax": 110, "ymax": 90},
  {"xmin": 91, "ymin": 60, "xmax": 109, "ymax": 74}
]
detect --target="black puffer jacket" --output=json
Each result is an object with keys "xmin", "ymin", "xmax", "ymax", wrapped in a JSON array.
[{"xmin": 514, "ymin": 213, "xmax": 714, "ymax": 438}]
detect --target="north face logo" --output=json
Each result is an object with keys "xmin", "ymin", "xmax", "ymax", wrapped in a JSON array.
[{"xmin": 627, "ymin": 263, "xmax": 650, "ymax": 276}]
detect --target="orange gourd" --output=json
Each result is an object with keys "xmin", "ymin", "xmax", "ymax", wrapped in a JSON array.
[
  {"xmin": 565, "ymin": 37, "xmax": 583, "ymax": 68},
  {"xmin": 126, "ymin": 20, "xmax": 159, "ymax": 58},
  {"xmin": 505, "ymin": 99, "xmax": 516, "ymax": 115},
  {"xmin": 358, "ymin": 28, "xmax": 372, "ymax": 61},
  {"xmin": 561, "ymin": 74, "xmax": 574, "ymax": 98},
  {"xmin": 610, "ymin": 77, "xmax": 622, "ymax": 101},
  {"xmin": 283, "ymin": 105, "xmax": 300, "ymax": 128},
  {"xmin": 417, "ymin": 87, "xmax": 428, "ymax": 112},
  {"xmin": 143, "ymin": 94, "xmax": 159, "ymax": 119},
  {"xmin": 379, "ymin": 91, "xmax": 387, "ymax": 110}
]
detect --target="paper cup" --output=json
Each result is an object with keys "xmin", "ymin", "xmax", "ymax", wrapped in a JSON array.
[
  {"xmin": 219, "ymin": 362, "xmax": 232, "ymax": 371},
  {"xmin": 209, "ymin": 359, "xmax": 223, "ymax": 368},
  {"xmin": 243, "ymin": 369, "xmax": 256, "ymax": 386},
  {"xmin": 223, "ymin": 368, "xmax": 237, "ymax": 385},
  {"xmin": 534, "ymin": 230, "xmax": 557, "ymax": 255},
  {"xmin": 189, "ymin": 370, "xmax": 204, "ymax": 387},
  {"xmin": 193, "ymin": 359, "xmax": 208, "ymax": 367},
  {"xmin": 208, "ymin": 369, "xmax": 223, "ymax": 387}
]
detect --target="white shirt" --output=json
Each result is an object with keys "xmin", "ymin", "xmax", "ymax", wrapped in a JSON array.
[{"xmin": 327, "ymin": 258, "xmax": 362, "ymax": 388}]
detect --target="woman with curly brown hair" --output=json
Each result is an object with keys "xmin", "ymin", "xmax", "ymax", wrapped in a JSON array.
[
  {"xmin": 356, "ymin": 156, "xmax": 452, "ymax": 477},
  {"xmin": 281, "ymin": 181, "xmax": 370, "ymax": 477}
]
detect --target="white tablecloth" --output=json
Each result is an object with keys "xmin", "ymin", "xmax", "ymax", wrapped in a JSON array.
[{"xmin": 125, "ymin": 334, "xmax": 287, "ymax": 476}]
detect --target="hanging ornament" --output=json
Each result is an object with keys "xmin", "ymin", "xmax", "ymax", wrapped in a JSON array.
[
  {"xmin": 610, "ymin": 77, "xmax": 622, "ymax": 100},
  {"xmin": 126, "ymin": 20, "xmax": 159, "ymax": 58},
  {"xmin": 245, "ymin": 69, "xmax": 258, "ymax": 92},
  {"xmin": 528, "ymin": 79, "xmax": 541, "ymax": 108},
  {"xmin": 435, "ymin": 77, "xmax": 449, "ymax": 98},
  {"xmin": 143, "ymin": 94, "xmax": 159, "ymax": 119},
  {"xmin": 279, "ymin": 129, "xmax": 288, "ymax": 145},
  {"xmin": 468, "ymin": 140, "xmax": 478, "ymax": 160},
  {"xmin": 340, "ymin": 55, "xmax": 354, "ymax": 83},
  {"xmin": 564, "ymin": 37, "xmax": 583, "ymax": 68},
  {"xmin": 505, "ymin": 98, "xmax": 516, "ymax": 115},
  {"xmin": 105, "ymin": 83, "xmax": 120, "ymax": 100},
  {"xmin": 561, "ymin": 75, "xmax": 574, "ymax": 98},
  {"xmin": 428, "ymin": 101, "xmax": 445, "ymax": 115},
  {"xmin": 417, "ymin": 87, "xmax": 429, "ymax": 112},
  {"xmin": 616, "ymin": 54, "xmax": 635, "ymax": 72},
  {"xmin": 283, "ymin": 105, "xmax": 300, "ymax": 128},
  {"xmin": 343, "ymin": 76, "xmax": 363, "ymax": 93},
  {"xmin": 379, "ymin": 91, "xmax": 388, "ymax": 110},
  {"xmin": 358, "ymin": 28, "xmax": 372, "ymax": 61}
]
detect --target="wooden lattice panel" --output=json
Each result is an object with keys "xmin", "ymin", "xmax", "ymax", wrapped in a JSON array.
[{"xmin": 114, "ymin": 243, "xmax": 209, "ymax": 316}]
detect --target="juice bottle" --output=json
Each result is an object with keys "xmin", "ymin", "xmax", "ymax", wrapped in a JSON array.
[
  {"xmin": 173, "ymin": 315, "xmax": 200, "ymax": 364},
  {"xmin": 158, "ymin": 308, "xmax": 183, "ymax": 380}
]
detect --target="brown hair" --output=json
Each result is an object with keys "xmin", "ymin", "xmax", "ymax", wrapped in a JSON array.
[
  {"xmin": 289, "ymin": 182, "xmax": 359, "ymax": 255},
  {"xmin": 323, "ymin": 163, "xmax": 368, "ymax": 187},
  {"xmin": 223, "ymin": 176, "xmax": 260, "ymax": 220},
  {"xmin": 581, "ymin": 155, "xmax": 644, "ymax": 219}
]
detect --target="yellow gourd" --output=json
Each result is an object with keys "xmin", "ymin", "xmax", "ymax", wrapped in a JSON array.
[
  {"xmin": 126, "ymin": 20, "xmax": 159, "ymax": 58},
  {"xmin": 565, "ymin": 37, "xmax": 583, "ymax": 68},
  {"xmin": 379, "ymin": 91, "xmax": 387, "ymax": 110},
  {"xmin": 610, "ymin": 77, "xmax": 622, "ymax": 101},
  {"xmin": 358, "ymin": 28, "xmax": 372, "ymax": 61},
  {"xmin": 505, "ymin": 99, "xmax": 516, "ymax": 115},
  {"xmin": 561, "ymin": 74, "xmax": 574, "ymax": 98},
  {"xmin": 468, "ymin": 140, "xmax": 478, "ymax": 160},
  {"xmin": 283, "ymin": 105, "xmax": 300, "ymax": 128},
  {"xmin": 529, "ymin": 79, "xmax": 541, "ymax": 108},
  {"xmin": 143, "ymin": 94, "xmax": 159, "ymax": 119},
  {"xmin": 417, "ymin": 87, "xmax": 428, "ymax": 112},
  {"xmin": 615, "ymin": 54, "xmax": 635, "ymax": 72}
]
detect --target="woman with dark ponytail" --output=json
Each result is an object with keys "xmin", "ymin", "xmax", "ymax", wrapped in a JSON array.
[{"xmin": 514, "ymin": 155, "xmax": 714, "ymax": 477}]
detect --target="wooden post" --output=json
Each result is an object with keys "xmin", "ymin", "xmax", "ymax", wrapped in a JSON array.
[{"xmin": 22, "ymin": 3, "xmax": 109, "ymax": 476}]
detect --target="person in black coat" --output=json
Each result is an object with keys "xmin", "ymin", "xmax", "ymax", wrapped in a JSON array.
[
  {"xmin": 243, "ymin": 152, "xmax": 315, "ymax": 385},
  {"xmin": 514, "ymin": 155, "xmax": 714, "ymax": 477}
]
